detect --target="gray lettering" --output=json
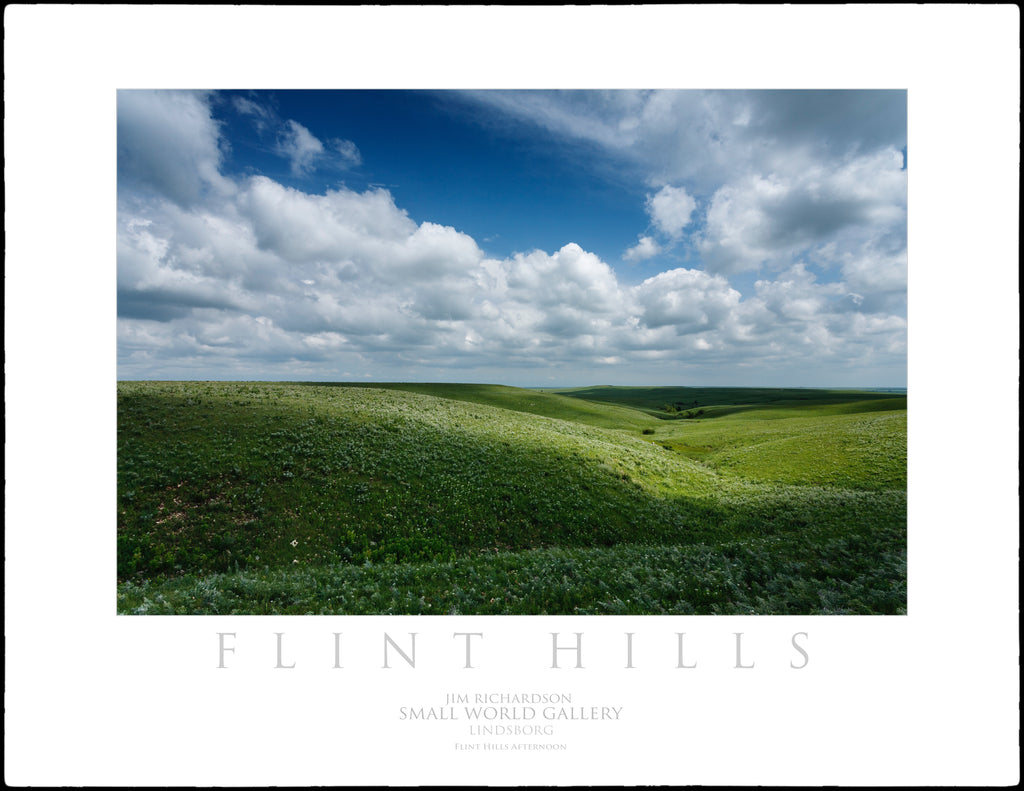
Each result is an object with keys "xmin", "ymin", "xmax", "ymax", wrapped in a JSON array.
[
  {"xmin": 551, "ymin": 632, "xmax": 584, "ymax": 669},
  {"xmin": 453, "ymin": 632, "xmax": 483, "ymax": 669},
  {"xmin": 383, "ymin": 632, "xmax": 417, "ymax": 669},
  {"xmin": 791, "ymin": 631, "xmax": 809, "ymax": 669},
  {"xmin": 676, "ymin": 632, "xmax": 697, "ymax": 669},
  {"xmin": 275, "ymin": 632, "xmax": 295, "ymax": 669},
  {"xmin": 734, "ymin": 632, "xmax": 754, "ymax": 669},
  {"xmin": 217, "ymin": 632, "xmax": 235, "ymax": 669}
]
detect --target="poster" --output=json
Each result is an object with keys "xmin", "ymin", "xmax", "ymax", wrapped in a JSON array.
[{"xmin": 5, "ymin": 6, "xmax": 1019, "ymax": 786}]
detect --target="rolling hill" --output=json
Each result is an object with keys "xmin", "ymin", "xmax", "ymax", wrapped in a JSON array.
[{"xmin": 117, "ymin": 381, "xmax": 906, "ymax": 614}]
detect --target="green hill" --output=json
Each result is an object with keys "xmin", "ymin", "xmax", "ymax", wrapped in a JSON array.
[
  {"xmin": 306, "ymin": 381, "xmax": 660, "ymax": 431},
  {"xmin": 548, "ymin": 384, "xmax": 905, "ymax": 418},
  {"xmin": 117, "ymin": 381, "xmax": 906, "ymax": 615}
]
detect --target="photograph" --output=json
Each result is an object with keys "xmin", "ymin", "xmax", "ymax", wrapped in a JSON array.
[
  {"xmin": 116, "ymin": 88, "xmax": 908, "ymax": 616},
  {"xmin": 6, "ymin": 6, "xmax": 1018, "ymax": 787}
]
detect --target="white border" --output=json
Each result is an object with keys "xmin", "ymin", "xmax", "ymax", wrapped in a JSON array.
[{"xmin": 5, "ymin": 5, "xmax": 1020, "ymax": 786}]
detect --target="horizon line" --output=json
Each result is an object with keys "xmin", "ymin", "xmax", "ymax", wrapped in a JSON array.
[{"xmin": 116, "ymin": 378, "xmax": 908, "ymax": 391}]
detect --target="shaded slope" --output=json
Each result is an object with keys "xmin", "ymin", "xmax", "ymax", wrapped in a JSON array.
[{"xmin": 119, "ymin": 382, "xmax": 729, "ymax": 579}]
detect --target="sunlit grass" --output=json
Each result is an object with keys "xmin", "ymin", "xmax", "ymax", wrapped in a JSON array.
[{"xmin": 117, "ymin": 381, "xmax": 906, "ymax": 614}]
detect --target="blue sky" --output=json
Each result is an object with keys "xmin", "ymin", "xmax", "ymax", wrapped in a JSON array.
[
  {"xmin": 212, "ymin": 90, "xmax": 654, "ymax": 272},
  {"xmin": 117, "ymin": 89, "xmax": 907, "ymax": 386}
]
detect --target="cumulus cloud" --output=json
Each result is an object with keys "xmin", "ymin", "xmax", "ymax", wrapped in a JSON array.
[
  {"xmin": 646, "ymin": 185, "xmax": 697, "ymax": 239},
  {"xmin": 118, "ymin": 90, "xmax": 234, "ymax": 206},
  {"xmin": 502, "ymin": 243, "xmax": 622, "ymax": 313},
  {"xmin": 120, "ymin": 166, "xmax": 901, "ymax": 377},
  {"xmin": 238, "ymin": 175, "xmax": 418, "ymax": 265},
  {"xmin": 117, "ymin": 90, "xmax": 907, "ymax": 384},
  {"xmin": 752, "ymin": 264, "xmax": 849, "ymax": 323},
  {"xmin": 698, "ymin": 148, "xmax": 907, "ymax": 274},
  {"xmin": 117, "ymin": 170, "xmax": 905, "ymax": 378},
  {"xmin": 623, "ymin": 235, "xmax": 661, "ymax": 262},
  {"xmin": 459, "ymin": 90, "xmax": 907, "ymax": 282},
  {"xmin": 633, "ymin": 268, "xmax": 741, "ymax": 332},
  {"xmin": 841, "ymin": 248, "xmax": 907, "ymax": 296}
]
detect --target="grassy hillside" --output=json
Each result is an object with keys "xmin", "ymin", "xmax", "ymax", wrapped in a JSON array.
[
  {"xmin": 548, "ymin": 384, "xmax": 905, "ymax": 418},
  {"xmin": 117, "ymin": 381, "xmax": 906, "ymax": 615},
  {"xmin": 303, "ymin": 382, "xmax": 657, "ymax": 431}
]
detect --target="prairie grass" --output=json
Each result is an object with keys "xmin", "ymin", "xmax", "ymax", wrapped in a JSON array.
[{"xmin": 117, "ymin": 381, "xmax": 906, "ymax": 614}]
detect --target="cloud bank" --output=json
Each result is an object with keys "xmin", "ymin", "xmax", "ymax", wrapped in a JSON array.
[{"xmin": 118, "ymin": 90, "xmax": 907, "ymax": 385}]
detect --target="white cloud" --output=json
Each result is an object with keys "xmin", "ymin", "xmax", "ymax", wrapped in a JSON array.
[
  {"xmin": 752, "ymin": 264, "xmax": 849, "ymax": 323},
  {"xmin": 117, "ymin": 90, "xmax": 907, "ymax": 384},
  {"xmin": 233, "ymin": 95, "xmax": 361, "ymax": 175},
  {"xmin": 400, "ymin": 222, "xmax": 484, "ymax": 279},
  {"xmin": 333, "ymin": 138, "xmax": 362, "ymax": 167},
  {"xmin": 232, "ymin": 95, "xmax": 274, "ymax": 133},
  {"xmin": 117, "ymin": 90, "xmax": 234, "ymax": 206},
  {"xmin": 461, "ymin": 90, "xmax": 905, "ymax": 190},
  {"xmin": 276, "ymin": 120, "xmax": 325, "ymax": 176},
  {"xmin": 232, "ymin": 96, "xmax": 268, "ymax": 117},
  {"xmin": 502, "ymin": 243, "xmax": 623, "ymax": 314},
  {"xmin": 238, "ymin": 176, "xmax": 417, "ymax": 266},
  {"xmin": 633, "ymin": 268, "xmax": 741, "ymax": 332},
  {"xmin": 840, "ymin": 248, "xmax": 908, "ymax": 296},
  {"xmin": 459, "ymin": 89, "xmax": 650, "ymax": 151},
  {"xmin": 623, "ymin": 235, "xmax": 662, "ymax": 262},
  {"xmin": 646, "ymin": 185, "xmax": 697, "ymax": 239},
  {"xmin": 698, "ymin": 148, "xmax": 907, "ymax": 274},
  {"xmin": 459, "ymin": 90, "xmax": 907, "ymax": 290},
  {"xmin": 118, "ymin": 171, "xmax": 907, "ymax": 379}
]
